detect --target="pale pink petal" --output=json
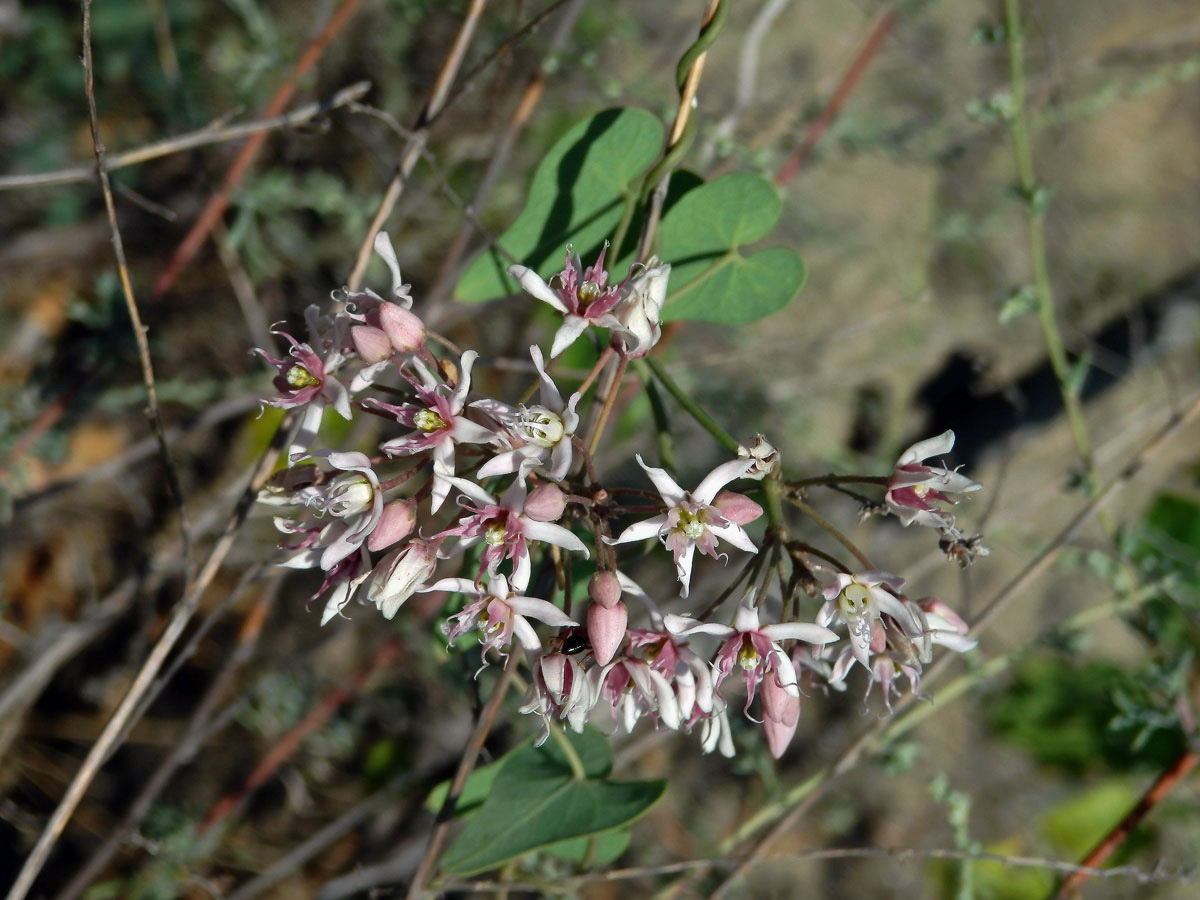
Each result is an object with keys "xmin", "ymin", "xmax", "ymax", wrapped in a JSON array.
[
  {"xmin": 549, "ymin": 315, "xmax": 589, "ymax": 358},
  {"xmin": 634, "ymin": 454, "xmax": 686, "ymax": 506},
  {"xmin": 762, "ymin": 622, "xmax": 839, "ymax": 645},
  {"xmin": 522, "ymin": 519, "xmax": 589, "ymax": 555},
  {"xmin": 608, "ymin": 514, "xmax": 669, "ymax": 545},
  {"xmin": 510, "ymin": 265, "xmax": 568, "ymax": 313},
  {"xmin": 897, "ymin": 430, "xmax": 955, "ymax": 465},
  {"xmin": 710, "ymin": 522, "xmax": 758, "ymax": 554},
  {"xmin": 693, "ymin": 458, "xmax": 755, "ymax": 505},
  {"xmin": 507, "ymin": 595, "xmax": 578, "ymax": 627}
]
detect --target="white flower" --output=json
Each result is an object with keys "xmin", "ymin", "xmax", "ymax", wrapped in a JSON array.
[
  {"xmin": 472, "ymin": 345, "xmax": 581, "ymax": 480},
  {"xmin": 609, "ymin": 259, "xmax": 670, "ymax": 357},
  {"xmin": 818, "ymin": 571, "xmax": 921, "ymax": 671},
  {"xmin": 607, "ymin": 455, "xmax": 758, "ymax": 597},
  {"xmin": 885, "ymin": 431, "xmax": 981, "ymax": 531}
]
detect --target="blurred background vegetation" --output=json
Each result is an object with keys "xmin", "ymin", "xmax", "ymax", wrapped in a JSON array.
[{"xmin": 1, "ymin": 1, "xmax": 1199, "ymax": 897}]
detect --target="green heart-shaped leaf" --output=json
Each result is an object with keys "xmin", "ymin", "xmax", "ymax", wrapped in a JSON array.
[
  {"xmin": 658, "ymin": 171, "xmax": 805, "ymax": 323},
  {"xmin": 438, "ymin": 728, "xmax": 665, "ymax": 876},
  {"xmin": 456, "ymin": 108, "xmax": 664, "ymax": 303}
]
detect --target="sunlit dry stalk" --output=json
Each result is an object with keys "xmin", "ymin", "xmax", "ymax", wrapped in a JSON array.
[
  {"xmin": 0, "ymin": 82, "xmax": 370, "ymax": 191},
  {"xmin": 704, "ymin": 392, "xmax": 1200, "ymax": 900},
  {"xmin": 347, "ymin": 0, "xmax": 490, "ymax": 292},
  {"xmin": 151, "ymin": 0, "xmax": 365, "ymax": 300}
]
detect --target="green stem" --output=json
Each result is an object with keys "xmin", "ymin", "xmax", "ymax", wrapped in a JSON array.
[
  {"xmin": 720, "ymin": 582, "xmax": 1163, "ymax": 851},
  {"xmin": 1004, "ymin": 0, "xmax": 1095, "ymax": 486},
  {"xmin": 762, "ymin": 477, "xmax": 786, "ymax": 534},
  {"xmin": 784, "ymin": 495, "xmax": 872, "ymax": 570},
  {"xmin": 638, "ymin": 356, "xmax": 740, "ymax": 455},
  {"xmin": 788, "ymin": 474, "xmax": 889, "ymax": 489},
  {"xmin": 549, "ymin": 724, "xmax": 587, "ymax": 781}
]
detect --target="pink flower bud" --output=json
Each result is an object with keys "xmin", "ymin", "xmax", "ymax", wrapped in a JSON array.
[
  {"xmin": 367, "ymin": 498, "xmax": 417, "ymax": 552},
  {"xmin": 379, "ymin": 303, "xmax": 425, "ymax": 351},
  {"xmin": 350, "ymin": 324, "xmax": 393, "ymax": 364},
  {"xmin": 918, "ymin": 597, "xmax": 970, "ymax": 634},
  {"xmin": 588, "ymin": 571, "xmax": 622, "ymax": 609},
  {"xmin": 587, "ymin": 600, "xmax": 627, "ymax": 666},
  {"xmin": 524, "ymin": 483, "xmax": 567, "ymax": 522},
  {"xmin": 714, "ymin": 491, "xmax": 763, "ymax": 526},
  {"xmin": 366, "ymin": 538, "xmax": 437, "ymax": 619},
  {"xmin": 761, "ymin": 673, "xmax": 801, "ymax": 759}
]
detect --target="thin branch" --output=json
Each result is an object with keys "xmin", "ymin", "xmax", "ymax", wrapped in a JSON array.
[
  {"xmin": 346, "ymin": 0, "xmax": 489, "ymax": 292},
  {"xmin": 430, "ymin": 845, "xmax": 1193, "ymax": 894},
  {"xmin": 223, "ymin": 761, "xmax": 445, "ymax": 900},
  {"xmin": 707, "ymin": 391, "xmax": 1200, "ymax": 898},
  {"xmin": 3, "ymin": 414, "xmax": 287, "ymax": 900},
  {"xmin": 775, "ymin": 6, "xmax": 897, "ymax": 185},
  {"xmin": 52, "ymin": 577, "xmax": 282, "ymax": 900},
  {"xmin": 0, "ymin": 82, "xmax": 370, "ymax": 191},
  {"xmin": 1057, "ymin": 748, "xmax": 1200, "ymax": 898},
  {"xmin": 407, "ymin": 651, "xmax": 520, "ymax": 899},
  {"xmin": 78, "ymin": 0, "xmax": 191, "ymax": 568},
  {"xmin": 198, "ymin": 637, "xmax": 402, "ymax": 833},
  {"xmin": 150, "ymin": 0, "xmax": 365, "ymax": 300}
]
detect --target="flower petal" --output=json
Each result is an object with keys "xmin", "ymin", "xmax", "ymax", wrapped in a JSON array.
[
  {"xmin": 549, "ymin": 315, "xmax": 589, "ymax": 358},
  {"xmin": 693, "ymin": 458, "xmax": 755, "ymax": 505},
  {"xmin": 608, "ymin": 514, "xmax": 669, "ymax": 545},
  {"xmin": 507, "ymin": 595, "xmax": 578, "ymax": 627},
  {"xmin": 510, "ymin": 265, "xmax": 568, "ymax": 313},
  {"xmin": 634, "ymin": 454, "xmax": 686, "ymax": 506},
  {"xmin": 897, "ymin": 430, "xmax": 955, "ymax": 465}
]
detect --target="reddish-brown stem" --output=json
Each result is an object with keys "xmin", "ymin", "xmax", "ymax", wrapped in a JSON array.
[
  {"xmin": 406, "ymin": 651, "xmax": 520, "ymax": 898},
  {"xmin": 578, "ymin": 347, "xmax": 616, "ymax": 397},
  {"xmin": 198, "ymin": 637, "xmax": 401, "ymax": 833},
  {"xmin": 1056, "ymin": 749, "xmax": 1199, "ymax": 898},
  {"xmin": 775, "ymin": 6, "xmax": 896, "ymax": 185},
  {"xmin": 587, "ymin": 356, "xmax": 629, "ymax": 455},
  {"xmin": 151, "ymin": 0, "xmax": 364, "ymax": 299}
]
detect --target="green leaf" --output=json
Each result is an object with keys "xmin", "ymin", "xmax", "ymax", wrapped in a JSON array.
[
  {"xmin": 657, "ymin": 171, "xmax": 805, "ymax": 323},
  {"xmin": 439, "ymin": 728, "xmax": 666, "ymax": 876},
  {"xmin": 456, "ymin": 108, "xmax": 664, "ymax": 302},
  {"xmin": 543, "ymin": 828, "xmax": 631, "ymax": 865},
  {"xmin": 424, "ymin": 759, "xmax": 503, "ymax": 817}
]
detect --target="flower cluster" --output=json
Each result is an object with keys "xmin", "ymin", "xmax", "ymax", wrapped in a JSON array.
[{"xmin": 253, "ymin": 237, "xmax": 984, "ymax": 759}]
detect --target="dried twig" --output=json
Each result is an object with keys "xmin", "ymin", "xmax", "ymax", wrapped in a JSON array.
[
  {"xmin": 150, "ymin": 0, "xmax": 365, "ymax": 300},
  {"xmin": 775, "ymin": 6, "xmax": 897, "ymax": 185},
  {"xmin": 77, "ymin": 0, "xmax": 192, "ymax": 569},
  {"xmin": 425, "ymin": 0, "xmax": 589, "ymax": 309},
  {"xmin": 406, "ymin": 651, "xmax": 520, "ymax": 899},
  {"xmin": 0, "ymin": 82, "xmax": 370, "ymax": 191},
  {"xmin": 346, "ymin": 0, "xmax": 489, "ymax": 292},
  {"xmin": 430, "ymin": 845, "xmax": 1194, "ymax": 895},
  {"xmin": 3, "ymin": 414, "xmax": 286, "ymax": 900},
  {"xmin": 198, "ymin": 636, "xmax": 402, "ymax": 833},
  {"xmin": 223, "ymin": 761, "xmax": 445, "ymax": 900},
  {"xmin": 52, "ymin": 577, "xmax": 282, "ymax": 900},
  {"xmin": 706, "ymin": 391, "xmax": 1200, "ymax": 899}
]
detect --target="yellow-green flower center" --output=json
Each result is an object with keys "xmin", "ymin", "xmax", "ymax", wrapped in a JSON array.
[
  {"xmin": 414, "ymin": 408, "xmax": 448, "ymax": 432},
  {"xmin": 913, "ymin": 483, "xmax": 930, "ymax": 498},
  {"xmin": 737, "ymin": 638, "xmax": 759, "ymax": 670},
  {"xmin": 484, "ymin": 522, "xmax": 508, "ymax": 545},
  {"xmin": 677, "ymin": 508, "xmax": 707, "ymax": 540},
  {"xmin": 577, "ymin": 280, "xmax": 601, "ymax": 306},
  {"xmin": 519, "ymin": 408, "xmax": 565, "ymax": 447},
  {"xmin": 838, "ymin": 582, "xmax": 873, "ymax": 621},
  {"xmin": 286, "ymin": 364, "xmax": 320, "ymax": 389}
]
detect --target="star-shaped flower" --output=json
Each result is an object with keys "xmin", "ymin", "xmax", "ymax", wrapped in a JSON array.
[
  {"xmin": 885, "ymin": 431, "xmax": 981, "ymax": 531},
  {"xmin": 607, "ymin": 455, "xmax": 761, "ymax": 597}
]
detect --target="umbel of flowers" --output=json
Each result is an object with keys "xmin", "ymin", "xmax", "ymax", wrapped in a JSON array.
[{"xmin": 253, "ymin": 235, "xmax": 984, "ymax": 759}]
